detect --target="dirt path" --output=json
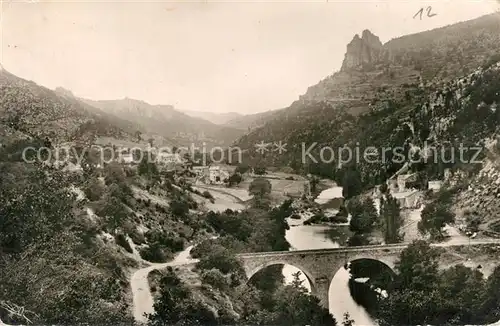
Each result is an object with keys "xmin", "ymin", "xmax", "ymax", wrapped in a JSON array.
[{"xmin": 130, "ymin": 245, "xmax": 198, "ymax": 324}]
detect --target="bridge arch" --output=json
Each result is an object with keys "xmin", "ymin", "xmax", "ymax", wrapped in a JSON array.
[
  {"xmin": 328, "ymin": 254, "xmax": 397, "ymax": 283},
  {"xmin": 328, "ymin": 257, "xmax": 396, "ymax": 322},
  {"xmin": 245, "ymin": 260, "xmax": 317, "ymax": 294}
]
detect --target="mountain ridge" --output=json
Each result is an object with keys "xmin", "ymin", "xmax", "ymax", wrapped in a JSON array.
[{"xmin": 232, "ymin": 12, "xmax": 500, "ymax": 187}]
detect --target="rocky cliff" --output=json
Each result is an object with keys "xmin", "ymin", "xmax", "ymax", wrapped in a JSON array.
[{"xmin": 341, "ymin": 29, "xmax": 385, "ymax": 71}]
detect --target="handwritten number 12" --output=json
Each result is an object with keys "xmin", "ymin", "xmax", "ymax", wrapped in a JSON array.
[{"xmin": 414, "ymin": 6, "xmax": 437, "ymax": 20}]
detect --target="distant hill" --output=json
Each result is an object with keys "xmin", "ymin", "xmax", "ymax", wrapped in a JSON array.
[
  {"xmin": 223, "ymin": 109, "xmax": 284, "ymax": 131},
  {"xmin": 182, "ymin": 110, "xmax": 242, "ymax": 125},
  {"xmin": 83, "ymin": 98, "xmax": 244, "ymax": 148},
  {"xmin": 0, "ymin": 68, "xmax": 138, "ymax": 146}
]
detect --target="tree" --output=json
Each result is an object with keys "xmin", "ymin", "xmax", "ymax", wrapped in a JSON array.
[
  {"xmin": 418, "ymin": 202, "xmax": 455, "ymax": 240},
  {"xmin": 249, "ymin": 178, "xmax": 272, "ymax": 209},
  {"xmin": 148, "ymin": 269, "xmax": 217, "ymax": 326},
  {"xmin": 380, "ymin": 194, "xmax": 404, "ymax": 244},
  {"xmin": 270, "ymin": 284, "xmax": 337, "ymax": 326},
  {"xmin": 235, "ymin": 163, "xmax": 250, "ymax": 174},
  {"xmin": 200, "ymin": 269, "xmax": 229, "ymax": 291},
  {"xmin": 84, "ymin": 177, "xmax": 106, "ymax": 201},
  {"xmin": 310, "ymin": 176, "xmax": 320, "ymax": 194},
  {"xmin": 377, "ymin": 241, "xmax": 440, "ymax": 326},
  {"xmin": 226, "ymin": 173, "xmax": 243, "ymax": 187},
  {"xmin": 482, "ymin": 265, "xmax": 500, "ymax": 322},
  {"xmin": 170, "ymin": 199, "xmax": 190, "ymax": 218},
  {"xmin": 202, "ymin": 191, "xmax": 214, "ymax": 200},
  {"xmin": 104, "ymin": 162, "xmax": 126, "ymax": 185},
  {"xmin": 436, "ymin": 265, "xmax": 485, "ymax": 323},
  {"xmin": 290, "ymin": 271, "xmax": 307, "ymax": 293},
  {"xmin": 342, "ymin": 169, "xmax": 362, "ymax": 199},
  {"xmin": 253, "ymin": 166, "xmax": 266, "ymax": 175},
  {"xmin": 348, "ymin": 197, "xmax": 378, "ymax": 234},
  {"xmin": 135, "ymin": 130, "xmax": 142, "ymax": 142},
  {"xmin": 0, "ymin": 163, "xmax": 132, "ymax": 325},
  {"xmin": 138, "ymin": 155, "xmax": 159, "ymax": 180},
  {"xmin": 377, "ymin": 241, "xmax": 497, "ymax": 326},
  {"xmin": 99, "ymin": 196, "xmax": 128, "ymax": 234},
  {"xmin": 0, "ymin": 167, "xmax": 75, "ymax": 254},
  {"xmin": 395, "ymin": 240, "xmax": 440, "ymax": 292}
]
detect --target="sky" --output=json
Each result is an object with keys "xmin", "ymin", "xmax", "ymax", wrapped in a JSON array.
[{"xmin": 1, "ymin": 0, "xmax": 499, "ymax": 114}]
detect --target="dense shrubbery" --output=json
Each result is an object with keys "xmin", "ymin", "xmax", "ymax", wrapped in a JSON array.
[
  {"xmin": 115, "ymin": 232, "xmax": 133, "ymax": 253},
  {"xmin": 0, "ymin": 159, "xmax": 134, "ymax": 325},
  {"xmin": 375, "ymin": 241, "xmax": 500, "ymax": 326},
  {"xmin": 139, "ymin": 243, "xmax": 173, "ymax": 263}
]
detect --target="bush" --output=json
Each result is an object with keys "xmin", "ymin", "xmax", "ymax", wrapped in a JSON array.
[
  {"xmin": 253, "ymin": 166, "xmax": 266, "ymax": 175},
  {"xmin": 347, "ymin": 233, "xmax": 370, "ymax": 247},
  {"xmin": 170, "ymin": 198, "xmax": 190, "ymax": 217},
  {"xmin": 145, "ymin": 230, "xmax": 185, "ymax": 252},
  {"xmin": 139, "ymin": 244, "xmax": 172, "ymax": 263},
  {"xmin": 201, "ymin": 268, "xmax": 229, "ymax": 291},
  {"xmin": 115, "ymin": 233, "xmax": 133, "ymax": 253},
  {"xmin": 202, "ymin": 191, "xmax": 214, "ymax": 200},
  {"xmin": 235, "ymin": 164, "xmax": 250, "ymax": 174},
  {"xmin": 304, "ymin": 213, "xmax": 327, "ymax": 225},
  {"xmin": 330, "ymin": 214, "xmax": 348, "ymax": 224},
  {"xmin": 190, "ymin": 239, "xmax": 214, "ymax": 258},
  {"xmin": 84, "ymin": 178, "xmax": 106, "ymax": 201},
  {"xmin": 128, "ymin": 228, "xmax": 146, "ymax": 245},
  {"xmin": 227, "ymin": 173, "xmax": 243, "ymax": 186},
  {"xmin": 197, "ymin": 248, "xmax": 243, "ymax": 275}
]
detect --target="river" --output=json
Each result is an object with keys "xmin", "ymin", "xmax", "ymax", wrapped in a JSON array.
[{"xmin": 283, "ymin": 216, "xmax": 377, "ymax": 325}]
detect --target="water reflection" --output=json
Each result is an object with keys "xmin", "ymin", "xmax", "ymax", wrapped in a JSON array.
[
  {"xmin": 322, "ymin": 225, "xmax": 353, "ymax": 247},
  {"xmin": 284, "ymin": 217, "xmax": 377, "ymax": 325}
]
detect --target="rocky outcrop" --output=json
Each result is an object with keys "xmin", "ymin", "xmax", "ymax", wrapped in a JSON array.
[{"xmin": 341, "ymin": 30, "xmax": 385, "ymax": 71}]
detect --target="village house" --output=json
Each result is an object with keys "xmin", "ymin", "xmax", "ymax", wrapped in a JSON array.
[
  {"xmin": 382, "ymin": 173, "xmax": 422, "ymax": 209},
  {"xmin": 397, "ymin": 173, "xmax": 417, "ymax": 192},
  {"xmin": 208, "ymin": 165, "xmax": 229, "ymax": 184},
  {"xmin": 192, "ymin": 166, "xmax": 209, "ymax": 178},
  {"xmin": 190, "ymin": 165, "xmax": 229, "ymax": 184},
  {"xmin": 156, "ymin": 152, "xmax": 183, "ymax": 165}
]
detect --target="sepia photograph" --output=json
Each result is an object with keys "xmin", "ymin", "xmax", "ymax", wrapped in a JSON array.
[{"xmin": 2, "ymin": 0, "xmax": 500, "ymax": 325}]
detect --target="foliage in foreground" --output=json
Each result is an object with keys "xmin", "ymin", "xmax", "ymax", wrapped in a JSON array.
[
  {"xmin": 375, "ymin": 240, "xmax": 500, "ymax": 326},
  {"xmin": 0, "ymin": 155, "xmax": 134, "ymax": 324}
]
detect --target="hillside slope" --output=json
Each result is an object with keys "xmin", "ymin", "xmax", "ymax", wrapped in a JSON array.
[
  {"xmin": 84, "ymin": 98, "xmax": 244, "ymax": 148},
  {"xmin": 0, "ymin": 68, "xmax": 138, "ymax": 145},
  {"xmin": 233, "ymin": 12, "xmax": 500, "ymax": 174},
  {"xmin": 223, "ymin": 109, "xmax": 284, "ymax": 132}
]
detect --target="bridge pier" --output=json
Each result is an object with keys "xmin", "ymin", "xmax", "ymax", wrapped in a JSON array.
[{"xmin": 312, "ymin": 276, "xmax": 331, "ymax": 310}]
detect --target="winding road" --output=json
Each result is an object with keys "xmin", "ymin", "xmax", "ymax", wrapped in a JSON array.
[{"xmin": 130, "ymin": 245, "xmax": 199, "ymax": 324}]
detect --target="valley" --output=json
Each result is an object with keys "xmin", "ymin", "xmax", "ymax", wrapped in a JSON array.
[{"xmin": 3, "ymin": 5, "xmax": 500, "ymax": 326}]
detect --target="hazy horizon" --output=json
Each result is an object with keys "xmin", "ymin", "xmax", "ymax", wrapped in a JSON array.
[{"xmin": 2, "ymin": 0, "xmax": 500, "ymax": 114}]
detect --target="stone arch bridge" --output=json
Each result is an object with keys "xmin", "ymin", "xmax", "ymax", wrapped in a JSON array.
[{"xmin": 236, "ymin": 241, "xmax": 500, "ymax": 309}]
